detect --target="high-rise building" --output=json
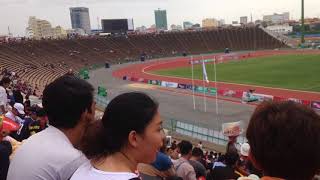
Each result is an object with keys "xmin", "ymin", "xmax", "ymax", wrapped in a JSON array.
[
  {"xmin": 26, "ymin": 16, "xmax": 66, "ymax": 39},
  {"xmin": 263, "ymin": 12, "xmax": 290, "ymax": 24},
  {"xmin": 183, "ymin": 21, "xmax": 193, "ymax": 29},
  {"xmin": 218, "ymin": 19, "xmax": 225, "ymax": 26},
  {"xmin": 171, "ymin": 24, "xmax": 182, "ymax": 31},
  {"xmin": 154, "ymin": 9, "xmax": 168, "ymax": 30},
  {"xmin": 240, "ymin": 16, "xmax": 248, "ymax": 24},
  {"xmin": 202, "ymin": 18, "xmax": 218, "ymax": 28},
  {"xmin": 70, "ymin": 7, "xmax": 91, "ymax": 34}
]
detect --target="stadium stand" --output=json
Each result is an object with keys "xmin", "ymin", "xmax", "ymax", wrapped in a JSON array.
[{"xmin": 0, "ymin": 26, "xmax": 287, "ymax": 93}]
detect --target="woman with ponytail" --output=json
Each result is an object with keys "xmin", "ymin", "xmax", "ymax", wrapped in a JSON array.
[{"xmin": 71, "ymin": 92, "xmax": 164, "ymax": 180}]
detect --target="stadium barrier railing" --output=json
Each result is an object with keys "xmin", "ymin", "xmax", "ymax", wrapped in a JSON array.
[{"xmin": 94, "ymin": 95, "xmax": 246, "ymax": 146}]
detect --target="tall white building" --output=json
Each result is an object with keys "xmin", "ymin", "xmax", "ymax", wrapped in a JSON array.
[
  {"xmin": 263, "ymin": 12, "xmax": 290, "ymax": 24},
  {"xmin": 218, "ymin": 19, "xmax": 225, "ymax": 27},
  {"xmin": 266, "ymin": 24, "xmax": 293, "ymax": 34},
  {"xmin": 240, "ymin": 16, "xmax": 248, "ymax": 24},
  {"xmin": 26, "ymin": 16, "xmax": 67, "ymax": 39}
]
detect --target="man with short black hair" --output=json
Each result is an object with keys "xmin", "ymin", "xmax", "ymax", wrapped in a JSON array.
[
  {"xmin": 210, "ymin": 151, "xmax": 241, "ymax": 180},
  {"xmin": 7, "ymin": 75, "xmax": 96, "ymax": 180},
  {"xmin": 174, "ymin": 140, "xmax": 196, "ymax": 180},
  {"xmin": 189, "ymin": 147, "xmax": 206, "ymax": 179}
]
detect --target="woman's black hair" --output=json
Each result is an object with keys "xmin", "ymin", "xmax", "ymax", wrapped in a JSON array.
[{"xmin": 81, "ymin": 92, "xmax": 159, "ymax": 160}]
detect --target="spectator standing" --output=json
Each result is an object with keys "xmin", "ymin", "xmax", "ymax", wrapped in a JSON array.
[
  {"xmin": 0, "ymin": 77, "xmax": 10, "ymax": 114},
  {"xmin": 7, "ymin": 75, "xmax": 96, "ymax": 180},
  {"xmin": 189, "ymin": 147, "xmax": 206, "ymax": 179},
  {"xmin": 24, "ymin": 94, "xmax": 31, "ymax": 108},
  {"xmin": 174, "ymin": 140, "xmax": 197, "ymax": 180},
  {"xmin": 210, "ymin": 150, "xmax": 241, "ymax": 180},
  {"xmin": 12, "ymin": 88, "xmax": 23, "ymax": 104}
]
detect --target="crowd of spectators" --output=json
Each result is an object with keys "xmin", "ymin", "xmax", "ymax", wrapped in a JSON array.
[{"xmin": 0, "ymin": 74, "xmax": 319, "ymax": 180}]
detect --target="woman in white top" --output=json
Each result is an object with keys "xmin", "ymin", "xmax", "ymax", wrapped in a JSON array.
[{"xmin": 71, "ymin": 92, "xmax": 164, "ymax": 180}]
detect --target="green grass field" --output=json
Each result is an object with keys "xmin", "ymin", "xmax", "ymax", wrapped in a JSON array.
[{"xmin": 152, "ymin": 54, "xmax": 320, "ymax": 92}]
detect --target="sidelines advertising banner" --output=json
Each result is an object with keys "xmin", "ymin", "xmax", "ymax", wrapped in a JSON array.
[
  {"xmin": 123, "ymin": 77, "xmax": 319, "ymax": 110},
  {"xmin": 311, "ymin": 101, "xmax": 320, "ymax": 110},
  {"xmin": 209, "ymin": 88, "xmax": 217, "ymax": 95},
  {"xmin": 186, "ymin": 85, "xmax": 193, "ymax": 90},
  {"xmin": 195, "ymin": 86, "xmax": 209, "ymax": 93},
  {"xmin": 137, "ymin": 78, "xmax": 145, "ymax": 82},
  {"xmin": 161, "ymin": 81, "xmax": 178, "ymax": 88},
  {"xmin": 288, "ymin": 98, "xmax": 311, "ymax": 106},
  {"xmin": 177, "ymin": 84, "xmax": 187, "ymax": 89},
  {"xmin": 242, "ymin": 92, "xmax": 274, "ymax": 102},
  {"xmin": 273, "ymin": 97, "xmax": 311, "ymax": 106},
  {"xmin": 148, "ymin": 80, "xmax": 161, "ymax": 86}
]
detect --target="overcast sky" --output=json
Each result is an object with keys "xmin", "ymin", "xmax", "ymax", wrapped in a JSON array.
[{"xmin": 0, "ymin": 0, "xmax": 320, "ymax": 36}]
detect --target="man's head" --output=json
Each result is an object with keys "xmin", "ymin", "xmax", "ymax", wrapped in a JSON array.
[
  {"xmin": 224, "ymin": 150, "xmax": 239, "ymax": 167},
  {"xmin": 191, "ymin": 147, "xmax": 204, "ymax": 160},
  {"xmin": 168, "ymin": 143, "xmax": 179, "ymax": 160},
  {"xmin": 0, "ymin": 77, "xmax": 11, "ymax": 88},
  {"xmin": 246, "ymin": 101, "xmax": 320, "ymax": 180},
  {"xmin": 178, "ymin": 140, "xmax": 193, "ymax": 159},
  {"xmin": 42, "ymin": 75, "xmax": 95, "ymax": 129},
  {"xmin": 28, "ymin": 106, "xmax": 39, "ymax": 120}
]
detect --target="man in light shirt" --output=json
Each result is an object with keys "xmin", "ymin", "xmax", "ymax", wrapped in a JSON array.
[
  {"xmin": 7, "ymin": 75, "xmax": 96, "ymax": 180},
  {"xmin": 5, "ymin": 103, "xmax": 25, "ymax": 124},
  {"xmin": 0, "ymin": 77, "xmax": 10, "ymax": 115},
  {"xmin": 174, "ymin": 140, "xmax": 197, "ymax": 180}
]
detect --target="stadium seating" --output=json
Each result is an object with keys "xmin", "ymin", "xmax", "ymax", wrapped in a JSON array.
[{"xmin": 0, "ymin": 26, "xmax": 287, "ymax": 93}]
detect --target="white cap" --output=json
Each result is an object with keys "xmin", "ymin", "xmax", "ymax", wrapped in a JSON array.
[
  {"xmin": 13, "ymin": 103, "xmax": 25, "ymax": 115},
  {"xmin": 240, "ymin": 143, "xmax": 250, "ymax": 157},
  {"xmin": 238, "ymin": 174, "xmax": 260, "ymax": 180}
]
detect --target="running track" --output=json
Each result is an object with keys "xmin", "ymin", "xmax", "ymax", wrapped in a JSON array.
[{"xmin": 113, "ymin": 50, "xmax": 320, "ymax": 101}]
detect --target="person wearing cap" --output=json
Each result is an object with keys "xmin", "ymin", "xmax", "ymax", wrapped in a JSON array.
[
  {"xmin": 0, "ymin": 77, "xmax": 11, "ymax": 115},
  {"xmin": 13, "ymin": 106, "xmax": 42, "ymax": 141},
  {"xmin": 236, "ymin": 143, "xmax": 251, "ymax": 177},
  {"xmin": 5, "ymin": 103, "xmax": 25, "ymax": 125}
]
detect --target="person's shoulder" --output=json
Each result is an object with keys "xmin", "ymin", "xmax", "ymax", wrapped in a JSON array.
[
  {"xmin": 190, "ymin": 160, "xmax": 205, "ymax": 168},
  {"xmin": 158, "ymin": 152, "xmax": 172, "ymax": 164},
  {"xmin": 179, "ymin": 160, "xmax": 194, "ymax": 170},
  {"xmin": 71, "ymin": 163, "xmax": 138, "ymax": 180}
]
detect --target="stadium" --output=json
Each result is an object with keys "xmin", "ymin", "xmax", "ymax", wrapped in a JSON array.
[
  {"xmin": 1, "ymin": 2, "xmax": 320, "ymax": 179},
  {"xmin": 1, "ymin": 25, "xmax": 320, "ymax": 147}
]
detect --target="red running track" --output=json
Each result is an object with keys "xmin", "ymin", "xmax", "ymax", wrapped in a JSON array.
[{"xmin": 113, "ymin": 50, "xmax": 320, "ymax": 101}]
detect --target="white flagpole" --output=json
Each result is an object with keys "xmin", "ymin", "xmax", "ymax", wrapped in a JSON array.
[
  {"xmin": 191, "ymin": 56, "xmax": 196, "ymax": 110},
  {"xmin": 202, "ymin": 56, "xmax": 207, "ymax": 113},
  {"xmin": 214, "ymin": 57, "xmax": 219, "ymax": 120}
]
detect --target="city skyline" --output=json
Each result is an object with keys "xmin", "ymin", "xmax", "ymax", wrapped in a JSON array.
[{"xmin": 1, "ymin": 0, "xmax": 320, "ymax": 36}]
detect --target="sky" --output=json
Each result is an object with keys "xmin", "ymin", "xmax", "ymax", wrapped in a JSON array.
[{"xmin": 0, "ymin": 0, "xmax": 320, "ymax": 36}]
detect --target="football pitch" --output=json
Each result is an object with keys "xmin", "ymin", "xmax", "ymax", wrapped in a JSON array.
[{"xmin": 152, "ymin": 54, "xmax": 320, "ymax": 92}]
